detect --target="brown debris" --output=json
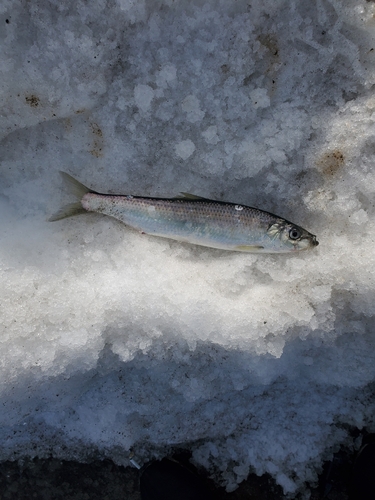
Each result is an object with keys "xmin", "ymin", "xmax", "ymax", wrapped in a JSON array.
[
  {"xmin": 25, "ymin": 94, "xmax": 40, "ymax": 108},
  {"xmin": 316, "ymin": 150, "xmax": 345, "ymax": 177}
]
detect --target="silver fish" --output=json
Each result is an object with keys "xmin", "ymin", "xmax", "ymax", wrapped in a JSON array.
[{"xmin": 49, "ymin": 172, "xmax": 318, "ymax": 253}]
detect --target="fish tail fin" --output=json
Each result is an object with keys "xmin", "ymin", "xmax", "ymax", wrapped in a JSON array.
[
  {"xmin": 49, "ymin": 171, "xmax": 95, "ymax": 222},
  {"xmin": 48, "ymin": 202, "xmax": 87, "ymax": 222}
]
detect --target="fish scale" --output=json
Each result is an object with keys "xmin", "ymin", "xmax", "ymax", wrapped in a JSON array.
[{"xmin": 50, "ymin": 172, "xmax": 319, "ymax": 254}]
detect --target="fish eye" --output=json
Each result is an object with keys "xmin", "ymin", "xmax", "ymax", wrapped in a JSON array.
[{"xmin": 289, "ymin": 227, "xmax": 301, "ymax": 240}]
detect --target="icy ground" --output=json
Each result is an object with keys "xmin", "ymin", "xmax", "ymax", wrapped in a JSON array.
[{"xmin": 1, "ymin": 0, "xmax": 375, "ymax": 496}]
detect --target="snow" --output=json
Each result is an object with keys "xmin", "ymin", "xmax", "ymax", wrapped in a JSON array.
[
  {"xmin": 249, "ymin": 88, "xmax": 270, "ymax": 109},
  {"xmin": 1, "ymin": 0, "xmax": 375, "ymax": 496},
  {"xmin": 134, "ymin": 84, "xmax": 154, "ymax": 113},
  {"xmin": 175, "ymin": 139, "xmax": 196, "ymax": 159}
]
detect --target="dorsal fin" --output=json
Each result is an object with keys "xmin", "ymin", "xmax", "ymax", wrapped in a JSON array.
[{"xmin": 175, "ymin": 192, "xmax": 211, "ymax": 201}]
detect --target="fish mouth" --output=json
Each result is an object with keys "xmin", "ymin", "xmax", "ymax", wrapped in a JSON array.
[
  {"xmin": 311, "ymin": 235, "xmax": 319, "ymax": 247},
  {"xmin": 298, "ymin": 234, "xmax": 318, "ymax": 250}
]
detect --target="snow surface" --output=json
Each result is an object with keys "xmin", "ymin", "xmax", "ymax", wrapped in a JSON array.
[{"xmin": 1, "ymin": 0, "xmax": 375, "ymax": 496}]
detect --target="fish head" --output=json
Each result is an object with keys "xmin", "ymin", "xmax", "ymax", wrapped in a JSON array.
[{"xmin": 267, "ymin": 219, "xmax": 319, "ymax": 252}]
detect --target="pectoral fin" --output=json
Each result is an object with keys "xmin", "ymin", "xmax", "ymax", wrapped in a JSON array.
[{"xmin": 235, "ymin": 245, "xmax": 264, "ymax": 252}]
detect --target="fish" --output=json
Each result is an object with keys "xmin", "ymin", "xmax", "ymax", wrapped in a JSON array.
[{"xmin": 49, "ymin": 171, "xmax": 319, "ymax": 253}]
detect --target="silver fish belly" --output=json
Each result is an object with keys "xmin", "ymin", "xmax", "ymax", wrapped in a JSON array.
[{"xmin": 50, "ymin": 172, "xmax": 319, "ymax": 253}]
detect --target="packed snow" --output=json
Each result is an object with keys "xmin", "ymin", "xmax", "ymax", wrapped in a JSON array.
[{"xmin": 1, "ymin": 0, "xmax": 375, "ymax": 496}]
